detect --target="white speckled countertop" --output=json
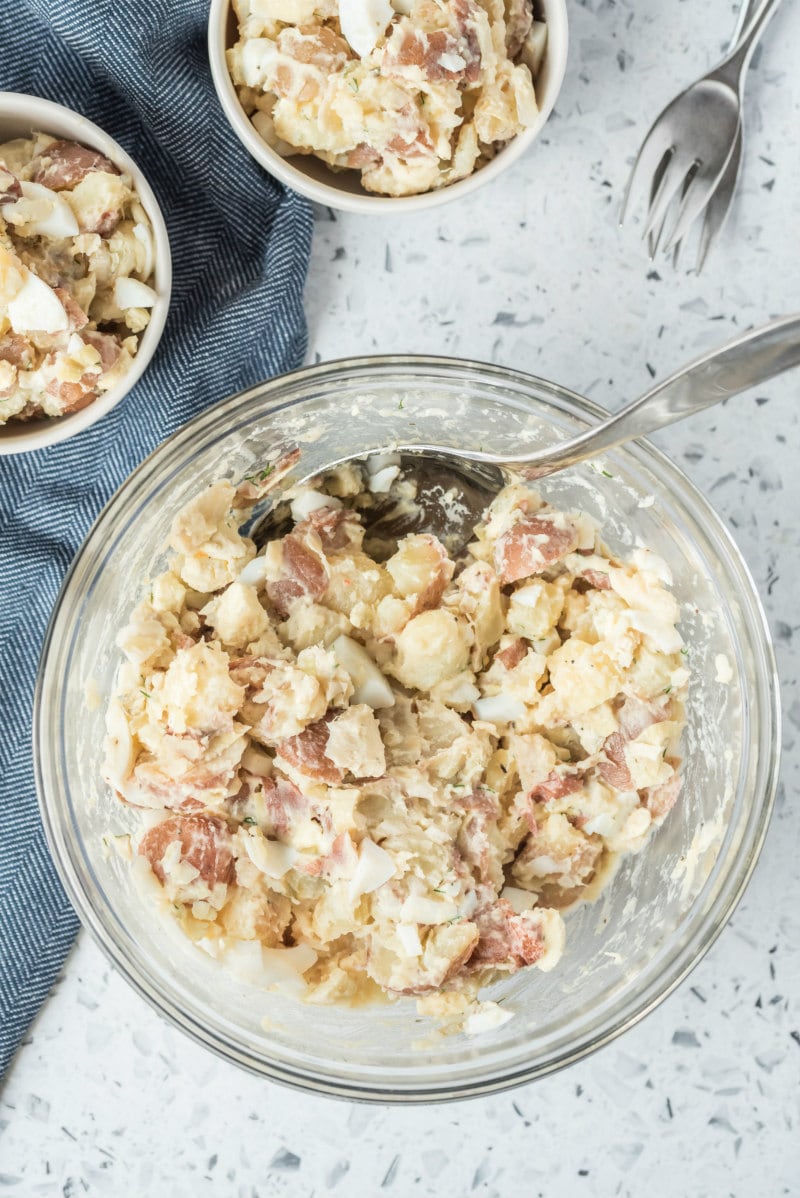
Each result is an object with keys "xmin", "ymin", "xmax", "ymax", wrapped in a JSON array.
[{"xmin": 3, "ymin": 1, "xmax": 799, "ymax": 1193}]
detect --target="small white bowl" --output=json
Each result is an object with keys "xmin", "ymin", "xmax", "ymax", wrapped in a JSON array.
[
  {"xmin": 208, "ymin": 0, "xmax": 569, "ymax": 214},
  {"xmin": 0, "ymin": 93, "xmax": 172, "ymax": 455}
]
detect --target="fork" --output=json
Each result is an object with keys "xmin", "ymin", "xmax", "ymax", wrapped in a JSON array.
[
  {"xmin": 621, "ymin": 0, "xmax": 782, "ymax": 266},
  {"xmin": 670, "ymin": 0, "xmax": 758, "ymax": 272}
]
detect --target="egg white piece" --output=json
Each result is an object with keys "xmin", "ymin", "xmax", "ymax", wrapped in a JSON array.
[
  {"xmin": 339, "ymin": 0, "xmax": 394, "ymax": 57},
  {"xmin": 114, "ymin": 276, "xmax": 158, "ymax": 309},
  {"xmin": 19, "ymin": 182, "xmax": 80, "ymax": 239},
  {"xmin": 8, "ymin": 269, "xmax": 68, "ymax": 334}
]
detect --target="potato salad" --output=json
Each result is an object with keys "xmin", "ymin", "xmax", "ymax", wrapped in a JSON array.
[
  {"xmin": 227, "ymin": 0, "xmax": 547, "ymax": 196},
  {"xmin": 104, "ymin": 457, "xmax": 688, "ymax": 1030},
  {"xmin": 0, "ymin": 133, "xmax": 157, "ymax": 424}
]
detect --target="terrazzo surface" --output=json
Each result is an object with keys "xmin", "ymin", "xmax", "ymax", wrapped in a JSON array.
[{"xmin": 2, "ymin": 0, "xmax": 799, "ymax": 1193}]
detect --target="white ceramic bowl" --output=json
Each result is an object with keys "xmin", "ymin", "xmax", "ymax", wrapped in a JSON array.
[
  {"xmin": 0, "ymin": 93, "xmax": 172, "ymax": 456},
  {"xmin": 208, "ymin": 0, "xmax": 569, "ymax": 214}
]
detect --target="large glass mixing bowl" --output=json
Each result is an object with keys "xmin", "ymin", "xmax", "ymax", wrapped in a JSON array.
[{"xmin": 35, "ymin": 357, "xmax": 780, "ymax": 1101}]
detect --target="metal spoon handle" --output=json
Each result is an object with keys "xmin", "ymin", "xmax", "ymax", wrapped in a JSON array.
[{"xmin": 500, "ymin": 314, "xmax": 800, "ymax": 478}]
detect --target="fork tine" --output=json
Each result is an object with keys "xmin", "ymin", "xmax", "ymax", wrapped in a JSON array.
[
  {"xmin": 620, "ymin": 120, "xmax": 677, "ymax": 226},
  {"xmin": 695, "ymin": 131, "xmax": 743, "ymax": 273},
  {"xmin": 648, "ymin": 200, "xmax": 672, "ymax": 260},
  {"xmin": 646, "ymin": 152, "xmax": 672, "ymax": 258},
  {"xmin": 672, "ymin": 236, "xmax": 683, "ymax": 269},
  {"xmin": 652, "ymin": 161, "xmax": 696, "ymax": 261},
  {"xmin": 642, "ymin": 153, "xmax": 693, "ymax": 242},
  {"xmin": 670, "ymin": 158, "xmax": 699, "ymax": 265},
  {"xmin": 662, "ymin": 138, "xmax": 738, "ymax": 254}
]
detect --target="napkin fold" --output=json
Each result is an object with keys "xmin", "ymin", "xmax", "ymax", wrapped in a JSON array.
[{"xmin": 0, "ymin": 0, "xmax": 313, "ymax": 1076}]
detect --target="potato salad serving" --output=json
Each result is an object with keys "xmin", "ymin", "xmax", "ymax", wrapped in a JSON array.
[
  {"xmin": 227, "ymin": 0, "xmax": 548, "ymax": 196},
  {"xmin": 103, "ymin": 456, "xmax": 689, "ymax": 1032},
  {"xmin": 0, "ymin": 133, "xmax": 157, "ymax": 424}
]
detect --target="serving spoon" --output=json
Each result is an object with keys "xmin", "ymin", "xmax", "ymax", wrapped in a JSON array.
[{"xmin": 255, "ymin": 315, "xmax": 800, "ymax": 557}]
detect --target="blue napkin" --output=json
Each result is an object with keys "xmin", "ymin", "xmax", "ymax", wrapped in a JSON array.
[{"xmin": 0, "ymin": 0, "xmax": 313, "ymax": 1076}]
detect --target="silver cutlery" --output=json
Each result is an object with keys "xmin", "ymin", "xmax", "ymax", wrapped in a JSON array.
[
  {"xmin": 621, "ymin": 0, "xmax": 782, "ymax": 270},
  {"xmin": 262, "ymin": 315, "xmax": 800, "ymax": 555}
]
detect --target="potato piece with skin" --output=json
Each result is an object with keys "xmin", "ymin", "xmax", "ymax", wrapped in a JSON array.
[
  {"xmin": 385, "ymin": 533, "xmax": 453, "ymax": 609},
  {"xmin": 64, "ymin": 170, "xmax": 128, "ymax": 236},
  {"xmin": 509, "ymin": 732, "xmax": 559, "ymax": 795},
  {"xmin": 571, "ymin": 702, "xmax": 618, "ymax": 756},
  {"xmin": 495, "ymin": 514, "xmax": 579, "ymax": 584},
  {"xmin": 390, "ymin": 609, "xmax": 471, "ymax": 691},
  {"xmin": 139, "ymin": 814, "xmax": 234, "ymax": 888},
  {"xmin": 512, "ymin": 812, "xmax": 603, "ymax": 893},
  {"xmin": 32, "ymin": 140, "xmax": 119, "ymax": 191}
]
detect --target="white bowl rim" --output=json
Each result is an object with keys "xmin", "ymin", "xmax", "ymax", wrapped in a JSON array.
[
  {"xmin": 208, "ymin": 0, "xmax": 569, "ymax": 214},
  {"xmin": 0, "ymin": 91, "xmax": 173, "ymax": 456}
]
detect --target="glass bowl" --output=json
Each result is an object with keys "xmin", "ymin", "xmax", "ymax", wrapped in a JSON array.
[{"xmin": 35, "ymin": 357, "xmax": 780, "ymax": 1102}]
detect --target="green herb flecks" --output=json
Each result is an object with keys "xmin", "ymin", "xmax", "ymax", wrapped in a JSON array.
[{"xmin": 244, "ymin": 464, "xmax": 275, "ymax": 484}]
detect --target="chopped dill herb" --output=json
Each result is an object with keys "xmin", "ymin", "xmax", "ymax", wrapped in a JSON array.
[{"xmin": 244, "ymin": 464, "xmax": 275, "ymax": 483}]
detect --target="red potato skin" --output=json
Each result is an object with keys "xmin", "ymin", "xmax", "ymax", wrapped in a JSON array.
[
  {"xmin": 530, "ymin": 770, "xmax": 583, "ymax": 805},
  {"xmin": 276, "ymin": 718, "xmax": 344, "ymax": 784},
  {"xmin": 139, "ymin": 814, "xmax": 235, "ymax": 886},
  {"xmin": 467, "ymin": 900, "xmax": 545, "ymax": 970},
  {"xmin": 495, "ymin": 517, "xmax": 578, "ymax": 584},
  {"xmin": 267, "ymin": 535, "xmax": 328, "ymax": 617},
  {"xmin": 32, "ymin": 139, "xmax": 120, "ymax": 191}
]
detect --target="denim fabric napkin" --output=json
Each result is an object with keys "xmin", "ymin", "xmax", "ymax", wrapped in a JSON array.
[{"xmin": 0, "ymin": 0, "xmax": 313, "ymax": 1076}]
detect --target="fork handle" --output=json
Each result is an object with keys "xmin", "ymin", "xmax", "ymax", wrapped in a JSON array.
[
  {"xmin": 731, "ymin": 0, "xmax": 770, "ymax": 44},
  {"xmin": 714, "ymin": 0, "xmax": 782, "ymax": 89}
]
